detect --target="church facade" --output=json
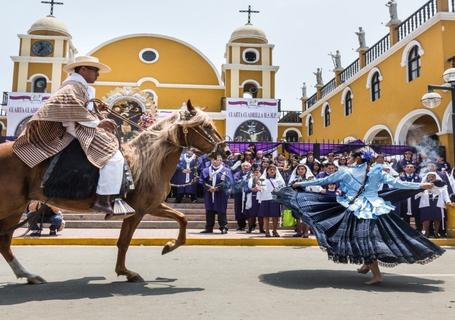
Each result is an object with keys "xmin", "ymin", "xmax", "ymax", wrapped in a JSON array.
[{"xmin": 1, "ymin": 7, "xmax": 293, "ymax": 143}]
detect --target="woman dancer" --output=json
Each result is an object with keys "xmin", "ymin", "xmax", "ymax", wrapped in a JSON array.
[
  {"xmin": 274, "ymin": 151, "xmax": 444, "ymax": 284},
  {"xmin": 288, "ymin": 164, "xmax": 314, "ymax": 237}
]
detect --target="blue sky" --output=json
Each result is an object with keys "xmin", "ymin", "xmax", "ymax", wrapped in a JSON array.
[{"xmin": 0, "ymin": 0, "xmax": 423, "ymax": 110}]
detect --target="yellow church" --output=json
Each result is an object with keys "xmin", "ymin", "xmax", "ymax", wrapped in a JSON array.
[
  {"xmin": 1, "ymin": 4, "xmax": 302, "ymax": 144},
  {"xmin": 301, "ymin": 0, "xmax": 455, "ymax": 162}
]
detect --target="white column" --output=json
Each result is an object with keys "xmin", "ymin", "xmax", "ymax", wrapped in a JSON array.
[
  {"xmin": 17, "ymin": 62, "xmax": 29, "ymax": 92},
  {"xmin": 230, "ymin": 69, "xmax": 239, "ymax": 98},
  {"xmin": 262, "ymin": 70, "xmax": 271, "ymax": 98},
  {"xmin": 20, "ymin": 37, "xmax": 31, "ymax": 56},
  {"xmin": 51, "ymin": 62, "xmax": 62, "ymax": 92},
  {"xmin": 261, "ymin": 47, "xmax": 270, "ymax": 66},
  {"xmin": 54, "ymin": 39, "xmax": 64, "ymax": 57},
  {"xmin": 232, "ymin": 46, "xmax": 240, "ymax": 64}
]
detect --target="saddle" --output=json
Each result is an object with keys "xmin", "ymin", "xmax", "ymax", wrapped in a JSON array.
[{"xmin": 41, "ymin": 140, "xmax": 133, "ymax": 199}]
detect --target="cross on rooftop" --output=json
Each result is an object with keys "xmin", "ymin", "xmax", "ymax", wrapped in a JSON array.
[
  {"xmin": 41, "ymin": 0, "xmax": 64, "ymax": 16},
  {"xmin": 239, "ymin": 5, "xmax": 260, "ymax": 25}
]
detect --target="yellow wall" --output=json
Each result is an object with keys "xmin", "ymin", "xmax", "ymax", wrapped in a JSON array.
[
  {"xmin": 90, "ymin": 35, "xmax": 225, "ymax": 111},
  {"xmin": 92, "ymin": 36, "xmax": 221, "ymax": 85},
  {"xmin": 303, "ymin": 19, "xmax": 454, "ymax": 155},
  {"xmin": 213, "ymin": 120, "xmax": 226, "ymax": 138}
]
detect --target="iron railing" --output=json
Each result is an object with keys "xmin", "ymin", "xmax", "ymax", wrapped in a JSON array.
[
  {"xmin": 306, "ymin": 93, "xmax": 317, "ymax": 109},
  {"xmin": 320, "ymin": 78, "xmax": 337, "ymax": 98},
  {"xmin": 451, "ymin": 0, "xmax": 455, "ymax": 12},
  {"xmin": 340, "ymin": 59, "xmax": 360, "ymax": 83},
  {"xmin": 397, "ymin": 0, "xmax": 437, "ymax": 41},
  {"xmin": 365, "ymin": 34, "xmax": 390, "ymax": 65}
]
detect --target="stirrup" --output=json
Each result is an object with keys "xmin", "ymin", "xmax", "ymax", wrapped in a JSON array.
[{"xmin": 105, "ymin": 198, "xmax": 135, "ymax": 220}]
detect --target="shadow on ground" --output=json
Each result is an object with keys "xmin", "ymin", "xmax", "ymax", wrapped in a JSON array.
[
  {"xmin": 0, "ymin": 276, "xmax": 204, "ymax": 305},
  {"xmin": 259, "ymin": 269, "xmax": 444, "ymax": 293}
]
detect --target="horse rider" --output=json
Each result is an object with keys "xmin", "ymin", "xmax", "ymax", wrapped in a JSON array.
[{"xmin": 13, "ymin": 55, "xmax": 134, "ymax": 218}]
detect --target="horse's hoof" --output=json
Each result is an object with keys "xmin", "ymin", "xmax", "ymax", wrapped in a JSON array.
[
  {"xmin": 162, "ymin": 240, "xmax": 178, "ymax": 255},
  {"xmin": 127, "ymin": 274, "xmax": 144, "ymax": 283},
  {"xmin": 27, "ymin": 275, "xmax": 47, "ymax": 284}
]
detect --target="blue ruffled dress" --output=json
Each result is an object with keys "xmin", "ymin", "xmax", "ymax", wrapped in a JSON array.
[{"xmin": 274, "ymin": 163, "xmax": 445, "ymax": 266}]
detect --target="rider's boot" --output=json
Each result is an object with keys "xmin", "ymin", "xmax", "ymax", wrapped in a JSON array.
[{"xmin": 91, "ymin": 194, "xmax": 114, "ymax": 214}]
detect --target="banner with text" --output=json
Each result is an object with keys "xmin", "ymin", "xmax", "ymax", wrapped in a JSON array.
[
  {"xmin": 6, "ymin": 92, "xmax": 50, "ymax": 136},
  {"xmin": 226, "ymin": 98, "xmax": 278, "ymax": 142}
]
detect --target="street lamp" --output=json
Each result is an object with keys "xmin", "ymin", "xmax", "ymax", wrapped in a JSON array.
[{"xmin": 421, "ymin": 56, "xmax": 455, "ymax": 158}]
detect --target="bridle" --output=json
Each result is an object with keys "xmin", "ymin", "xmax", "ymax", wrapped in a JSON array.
[{"xmin": 167, "ymin": 113, "xmax": 226, "ymax": 158}]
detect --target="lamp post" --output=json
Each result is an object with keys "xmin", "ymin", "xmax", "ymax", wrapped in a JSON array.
[{"xmin": 421, "ymin": 56, "xmax": 455, "ymax": 161}]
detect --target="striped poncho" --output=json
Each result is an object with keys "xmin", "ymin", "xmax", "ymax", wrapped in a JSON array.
[{"xmin": 13, "ymin": 81, "xmax": 118, "ymax": 169}]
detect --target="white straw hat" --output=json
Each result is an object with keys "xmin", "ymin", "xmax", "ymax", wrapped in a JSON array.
[{"xmin": 63, "ymin": 55, "xmax": 111, "ymax": 73}]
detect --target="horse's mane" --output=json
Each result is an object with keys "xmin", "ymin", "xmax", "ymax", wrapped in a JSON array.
[{"xmin": 123, "ymin": 107, "xmax": 214, "ymax": 192}]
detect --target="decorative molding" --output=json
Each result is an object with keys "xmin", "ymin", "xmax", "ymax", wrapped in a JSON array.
[
  {"xmin": 366, "ymin": 67, "xmax": 383, "ymax": 89},
  {"xmin": 394, "ymin": 108, "xmax": 441, "ymax": 144},
  {"xmin": 11, "ymin": 56, "xmax": 70, "ymax": 63},
  {"xmin": 400, "ymin": 40, "xmax": 424, "ymax": 67},
  {"xmin": 242, "ymin": 48, "xmax": 260, "ymax": 64},
  {"xmin": 86, "ymin": 33, "xmax": 223, "ymax": 86},
  {"xmin": 18, "ymin": 34, "xmax": 71, "ymax": 40},
  {"xmin": 282, "ymin": 127, "xmax": 302, "ymax": 138},
  {"xmin": 321, "ymin": 102, "xmax": 330, "ymax": 117},
  {"xmin": 94, "ymin": 77, "xmax": 224, "ymax": 90},
  {"xmin": 363, "ymin": 124, "xmax": 394, "ymax": 143},
  {"xmin": 27, "ymin": 73, "xmax": 52, "ymax": 83},
  {"xmin": 441, "ymin": 101, "xmax": 453, "ymax": 133},
  {"xmin": 340, "ymin": 87, "xmax": 353, "ymax": 105},
  {"xmin": 222, "ymin": 64, "xmax": 279, "ymax": 72},
  {"xmin": 139, "ymin": 48, "xmax": 159, "ymax": 64},
  {"xmin": 239, "ymin": 79, "xmax": 262, "ymax": 88},
  {"xmin": 305, "ymin": 114, "xmax": 313, "ymax": 127},
  {"xmin": 229, "ymin": 43, "xmax": 274, "ymax": 49}
]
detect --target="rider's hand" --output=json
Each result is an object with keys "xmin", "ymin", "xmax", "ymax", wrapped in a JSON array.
[
  {"xmin": 420, "ymin": 182, "xmax": 434, "ymax": 190},
  {"xmin": 97, "ymin": 102, "xmax": 109, "ymax": 112},
  {"xmin": 98, "ymin": 119, "xmax": 117, "ymax": 133}
]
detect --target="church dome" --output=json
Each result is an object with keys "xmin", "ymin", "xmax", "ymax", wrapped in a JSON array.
[
  {"xmin": 229, "ymin": 24, "xmax": 268, "ymax": 43},
  {"xmin": 28, "ymin": 15, "xmax": 70, "ymax": 37}
]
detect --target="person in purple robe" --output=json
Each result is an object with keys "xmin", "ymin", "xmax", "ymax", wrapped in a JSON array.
[
  {"xmin": 199, "ymin": 155, "xmax": 233, "ymax": 234},
  {"xmin": 232, "ymin": 162, "xmax": 252, "ymax": 231},
  {"xmin": 399, "ymin": 163, "xmax": 422, "ymax": 230},
  {"xmin": 397, "ymin": 150, "xmax": 417, "ymax": 173},
  {"xmin": 174, "ymin": 149, "xmax": 198, "ymax": 203}
]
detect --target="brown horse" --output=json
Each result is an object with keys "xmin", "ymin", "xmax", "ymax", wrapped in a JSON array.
[{"xmin": 0, "ymin": 101, "xmax": 229, "ymax": 283}]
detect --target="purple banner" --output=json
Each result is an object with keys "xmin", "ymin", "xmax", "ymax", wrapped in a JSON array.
[{"xmin": 227, "ymin": 142, "xmax": 281, "ymax": 154}]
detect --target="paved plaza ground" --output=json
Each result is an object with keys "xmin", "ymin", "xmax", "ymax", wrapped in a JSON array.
[{"xmin": 0, "ymin": 246, "xmax": 454, "ymax": 320}]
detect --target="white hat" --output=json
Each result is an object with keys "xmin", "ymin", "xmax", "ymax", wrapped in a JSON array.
[{"xmin": 63, "ymin": 55, "xmax": 111, "ymax": 73}]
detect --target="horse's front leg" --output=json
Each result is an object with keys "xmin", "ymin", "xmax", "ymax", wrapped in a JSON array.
[
  {"xmin": 0, "ymin": 215, "xmax": 46, "ymax": 284},
  {"xmin": 154, "ymin": 203, "xmax": 187, "ymax": 255},
  {"xmin": 115, "ymin": 213, "xmax": 144, "ymax": 282}
]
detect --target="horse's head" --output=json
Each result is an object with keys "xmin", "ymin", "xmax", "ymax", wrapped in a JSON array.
[{"xmin": 174, "ymin": 100, "xmax": 230, "ymax": 159}]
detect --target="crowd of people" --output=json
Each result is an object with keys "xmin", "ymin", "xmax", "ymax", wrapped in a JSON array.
[{"xmin": 170, "ymin": 145, "xmax": 455, "ymax": 238}]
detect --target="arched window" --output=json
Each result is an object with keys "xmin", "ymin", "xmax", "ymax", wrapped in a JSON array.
[
  {"xmin": 324, "ymin": 105, "xmax": 331, "ymax": 127},
  {"xmin": 371, "ymin": 72, "xmax": 381, "ymax": 101},
  {"xmin": 32, "ymin": 77, "xmax": 47, "ymax": 93},
  {"xmin": 344, "ymin": 90, "xmax": 353, "ymax": 116},
  {"xmin": 243, "ymin": 82, "xmax": 258, "ymax": 98},
  {"xmin": 408, "ymin": 45, "xmax": 421, "ymax": 82},
  {"xmin": 285, "ymin": 130, "xmax": 299, "ymax": 142},
  {"xmin": 307, "ymin": 115, "xmax": 314, "ymax": 136}
]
